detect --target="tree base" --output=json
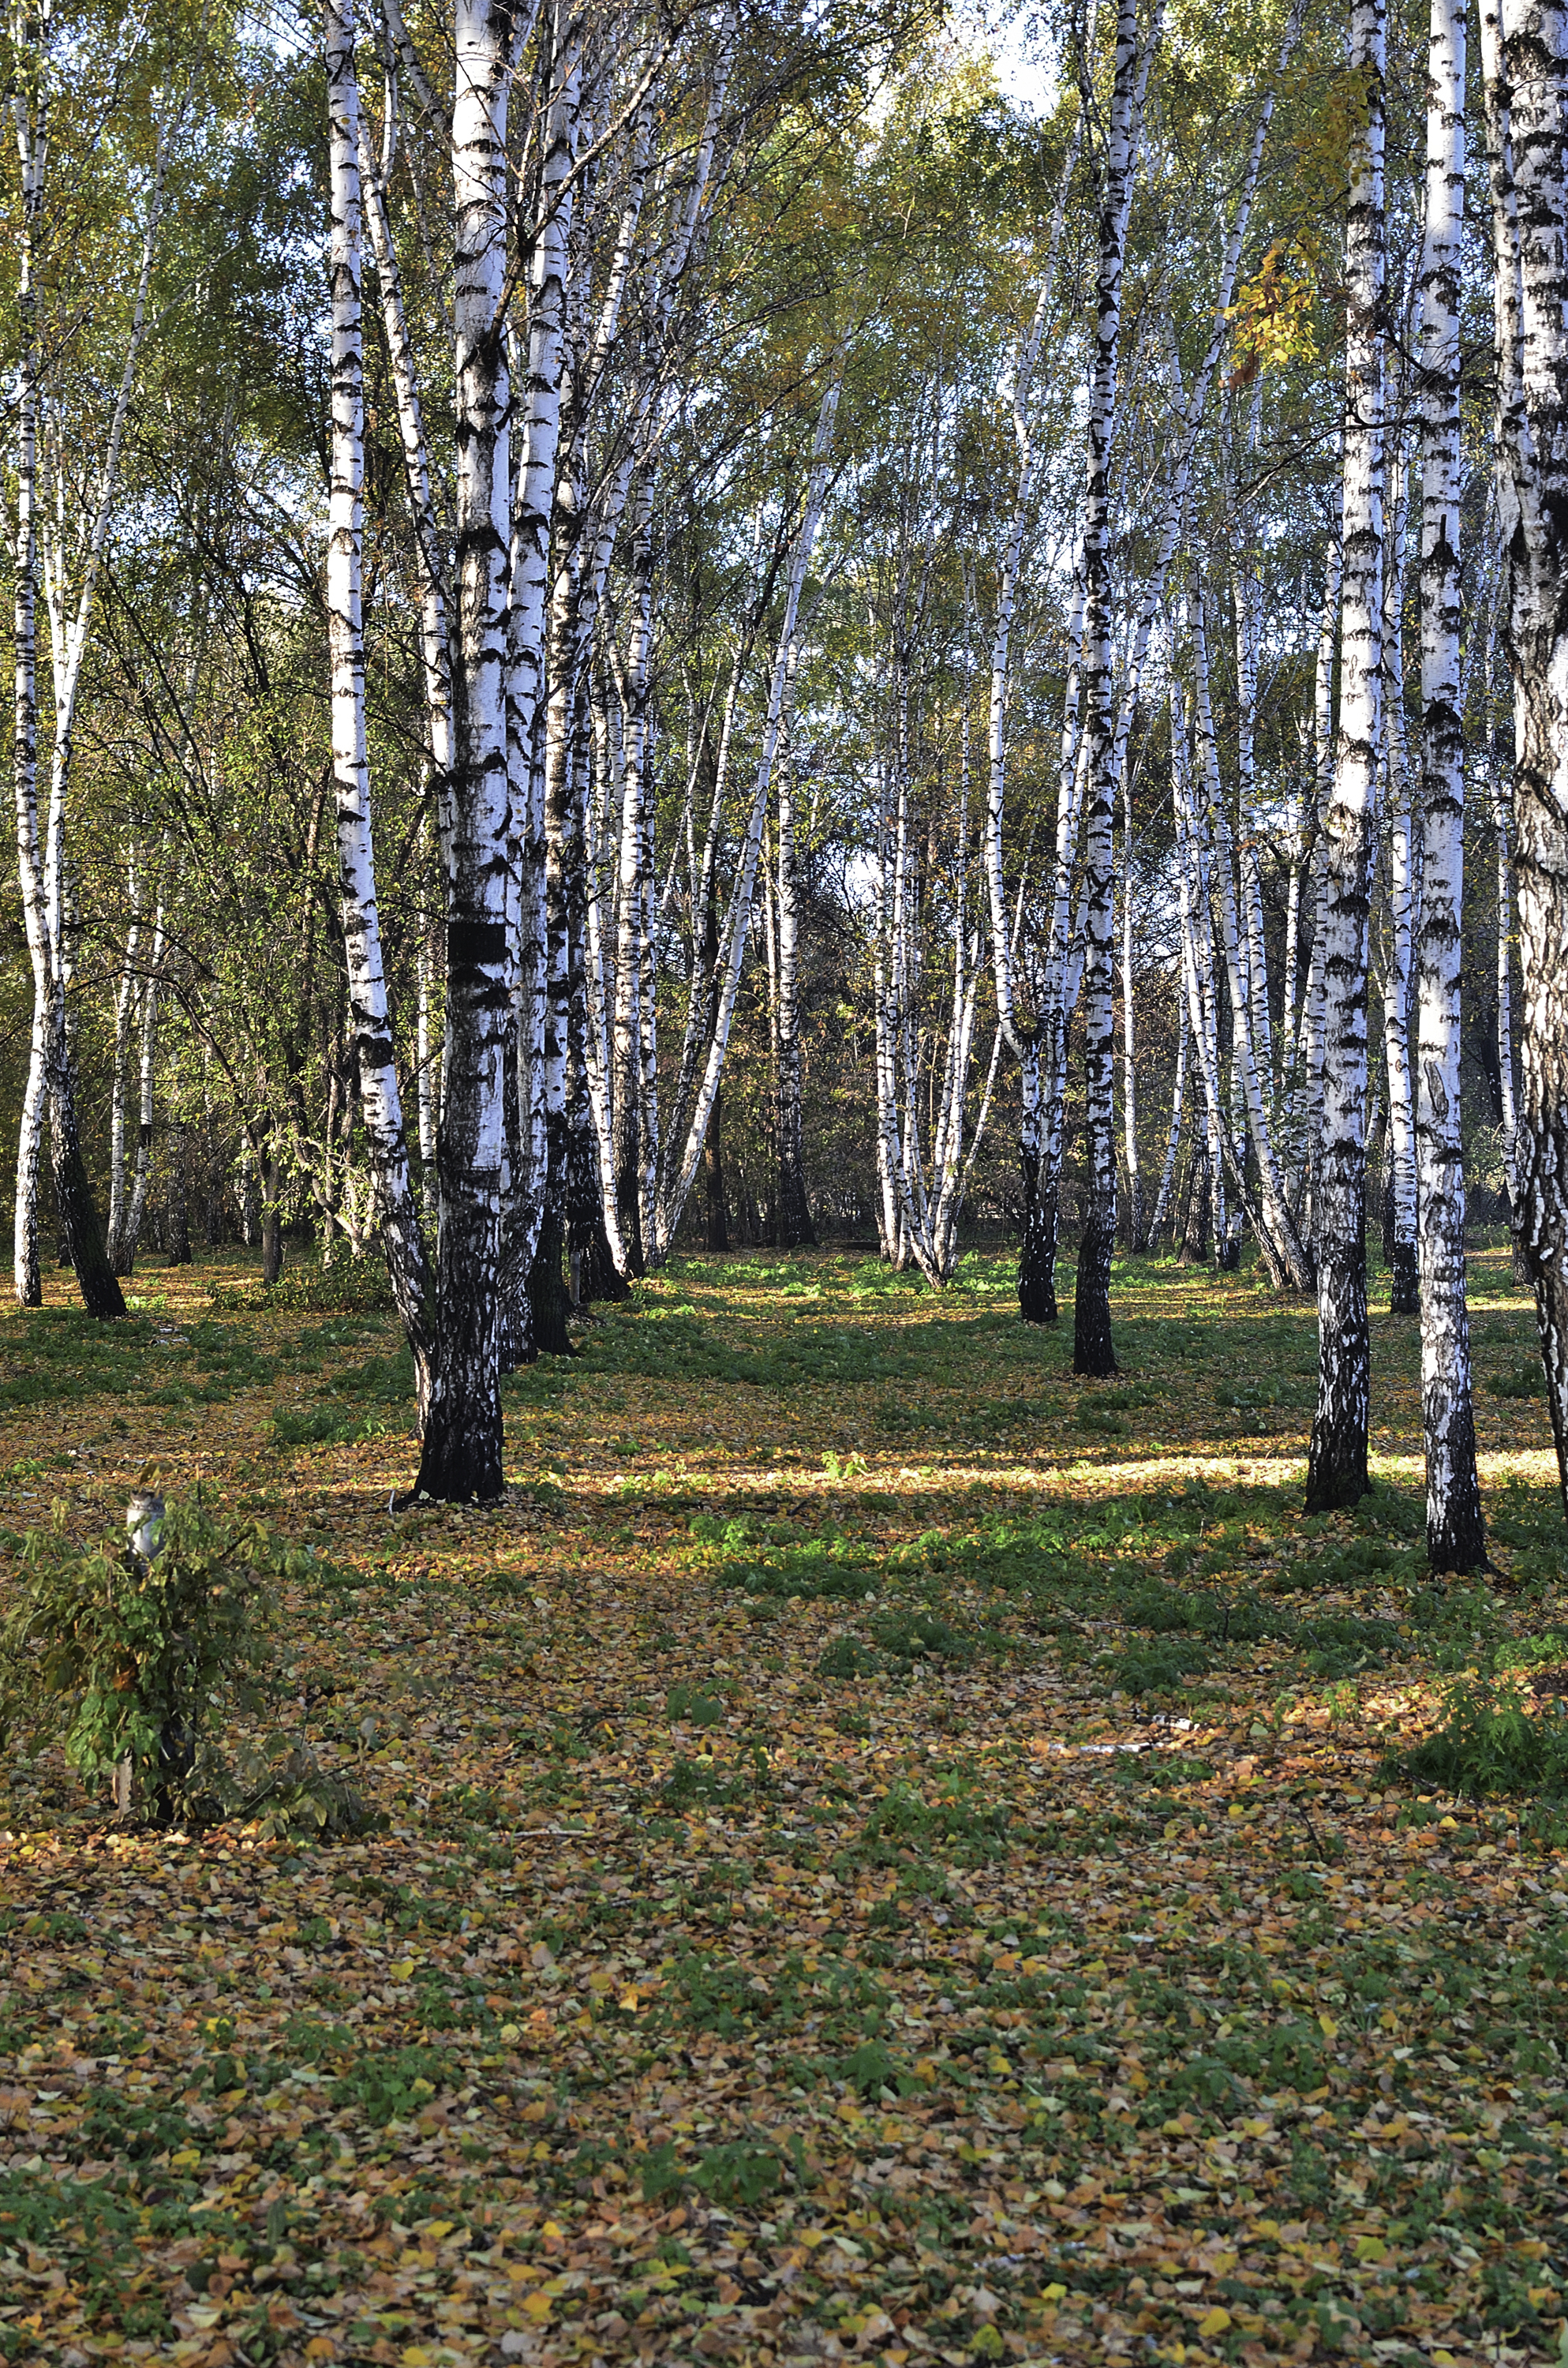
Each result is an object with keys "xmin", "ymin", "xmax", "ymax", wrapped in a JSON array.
[
  {"xmin": 413, "ymin": 1389, "xmax": 504, "ymax": 1504},
  {"xmin": 1388, "ymin": 1240, "xmax": 1420, "ymax": 1315},
  {"xmin": 1072, "ymin": 1210, "xmax": 1117, "ymax": 1377},
  {"xmin": 527, "ymin": 1206, "xmax": 574, "ymax": 1357},
  {"xmin": 1019, "ymin": 1193, "xmax": 1057, "ymax": 1325}
]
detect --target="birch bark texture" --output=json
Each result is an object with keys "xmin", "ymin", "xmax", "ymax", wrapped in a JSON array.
[
  {"xmin": 1306, "ymin": 0, "xmax": 1385, "ymax": 1515},
  {"xmin": 1481, "ymin": 0, "xmax": 1568, "ymax": 1512},
  {"xmin": 1072, "ymin": 0, "xmax": 1161, "ymax": 1378},
  {"xmin": 415, "ymin": 0, "xmax": 516, "ymax": 1502},
  {"xmin": 1415, "ymin": 0, "xmax": 1485, "ymax": 1571},
  {"xmin": 325, "ymin": 0, "xmax": 435, "ymax": 1417}
]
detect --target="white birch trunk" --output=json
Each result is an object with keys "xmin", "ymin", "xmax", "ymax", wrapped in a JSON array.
[
  {"xmin": 1480, "ymin": 0, "xmax": 1568, "ymax": 1507},
  {"xmin": 326, "ymin": 0, "xmax": 434, "ymax": 1418},
  {"xmin": 1307, "ymin": 0, "xmax": 1386, "ymax": 1514},
  {"xmin": 1072, "ymin": 0, "xmax": 1162, "ymax": 1378},
  {"xmin": 414, "ymin": 0, "xmax": 515, "ymax": 1501},
  {"xmin": 1378, "ymin": 451, "xmax": 1420, "ymax": 1314},
  {"xmin": 1414, "ymin": 0, "xmax": 1485, "ymax": 1568},
  {"xmin": 106, "ymin": 854, "xmax": 144, "ymax": 1272}
]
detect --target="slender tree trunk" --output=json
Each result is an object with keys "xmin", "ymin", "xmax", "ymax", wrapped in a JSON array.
[
  {"xmin": 121, "ymin": 925, "xmax": 164, "ymax": 1276},
  {"xmin": 1414, "ymin": 0, "xmax": 1484, "ymax": 1568},
  {"xmin": 1072, "ymin": 0, "xmax": 1161, "ymax": 1377},
  {"xmin": 515, "ymin": 8, "xmax": 580, "ymax": 1353},
  {"xmin": 775, "ymin": 744, "xmax": 815, "ymax": 1247},
  {"xmin": 1481, "ymin": 0, "xmax": 1568, "ymax": 1508},
  {"xmin": 1381, "ymin": 458, "xmax": 1420, "ymax": 1314},
  {"xmin": 326, "ymin": 0, "xmax": 435, "ymax": 1415},
  {"xmin": 611, "ymin": 475, "xmax": 653, "ymax": 1276},
  {"xmin": 566, "ymin": 669, "xmax": 625, "ymax": 1302},
  {"xmin": 106, "ymin": 856, "xmax": 143, "ymax": 1270},
  {"xmin": 414, "ymin": 0, "xmax": 515, "ymax": 1500},
  {"xmin": 11, "ymin": 47, "xmax": 47, "ymax": 1311},
  {"xmin": 1307, "ymin": 0, "xmax": 1385, "ymax": 1514},
  {"xmin": 260, "ymin": 1149, "xmax": 285, "ymax": 1285},
  {"xmin": 1119, "ymin": 757, "xmax": 1145, "ymax": 1250},
  {"xmin": 13, "ymin": 36, "xmax": 175, "ymax": 1322},
  {"xmin": 1192, "ymin": 580, "xmax": 1313, "ymax": 1287},
  {"xmin": 1147, "ymin": 991, "xmax": 1188, "ymax": 1247},
  {"xmin": 982, "ymin": 128, "xmax": 1080, "ymax": 1325}
]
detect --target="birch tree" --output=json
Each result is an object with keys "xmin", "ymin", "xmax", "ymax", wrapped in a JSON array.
[
  {"xmin": 1072, "ymin": 0, "xmax": 1161, "ymax": 1378},
  {"xmin": 1480, "ymin": 0, "xmax": 1568, "ymax": 1514},
  {"xmin": 1306, "ymin": 0, "xmax": 1385, "ymax": 1515},
  {"xmin": 1413, "ymin": 0, "xmax": 1484, "ymax": 1569}
]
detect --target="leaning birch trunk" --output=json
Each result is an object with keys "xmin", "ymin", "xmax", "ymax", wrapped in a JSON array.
[
  {"xmin": 1308, "ymin": 0, "xmax": 1385, "ymax": 1514},
  {"xmin": 414, "ymin": 0, "xmax": 515, "ymax": 1501},
  {"xmin": 325, "ymin": 0, "xmax": 434, "ymax": 1419},
  {"xmin": 1480, "ymin": 0, "xmax": 1568, "ymax": 1510},
  {"xmin": 1380, "ymin": 455, "xmax": 1420, "ymax": 1314},
  {"xmin": 106, "ymin": 856, "xmax": 144, "ymax": 1269},
  {"xmin": 611, "ymin": 474, "xmax": 654, "ymax": 1276},
  {"xmin": 516, "ymin": 14, "xmax": 580, "ymax": 1352},
  {"xmin": 122, "ymin": 905, "xmax": 167, "ymax": 1270},
  {"xmin": 1495, "ymin": 784, "xmax": 1527, "ymax": 1268},
  {"xmin": 1413, "ymin": 0, "xmax": 1484, "ymax": 1570},
  {"xmin": 1119, "ymin": 761, "xmax": 1145, "ymax": 1250},
  {"xmin": 775, "ymin": 737, "xmax": 815, "ymax": 1247},
  {"xmin": 1288, "ymin": 515, "xmax": 1344, "ymax": 1223},
  {"xmin": 656, "ymin": 368, "xmax": 841, "ymax": 1251},
  {"xmin": 1072, "ymin": 0, "xmax": 1162, "ymax": 1378}
]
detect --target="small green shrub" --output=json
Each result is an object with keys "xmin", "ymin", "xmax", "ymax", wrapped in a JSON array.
[
  {"xmin": 1488, "ymin": 1362, "xmax": 1545, "ymax": 1400},
  {"xmin": 666, "ymin": 1683, "xmax": 724, "ymax": 1727},
  {"xmin": 691, "ymin": 2138, "xmax": 787, "ymax": 2208},
  {"xmin": 1388, "ymin": 1675, "xmax": 1568, "ymax": 1799},
  {"xmin": 818, "ymin": 1636, "xmax": 878, "ymax": 1679},
  {"xmin": 869, "ymin": 1607, "xmax": 974, "ymax": 1666},
  {"xmin": 1102, "ymin": 1637, "xmax": 1214, "ymax": 1695},
  {"xmin": 0, "ymin": 1495, "xmax": 373, "ymax": 1833}
]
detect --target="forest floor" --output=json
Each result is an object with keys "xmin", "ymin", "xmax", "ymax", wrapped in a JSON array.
[{"xmin": 1, "ymin": 1241, "xmax": 1566, "ymax": 2368}]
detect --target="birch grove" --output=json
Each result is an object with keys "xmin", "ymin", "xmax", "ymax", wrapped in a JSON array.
[{"xmin": 0, "ymin": 0, "xmax": 1562, "ymax": 1538}]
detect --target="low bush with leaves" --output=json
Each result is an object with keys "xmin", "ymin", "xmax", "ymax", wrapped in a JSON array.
[
  {"xmin": 1387, "ymin": 1673, "xmax": 1568, "ymax": 1802},
  {"xmin": 0, "ymin": 1495, "xmax": 374, "ymax": 1833}
]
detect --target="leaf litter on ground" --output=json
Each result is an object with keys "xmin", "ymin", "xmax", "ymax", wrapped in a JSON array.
[{"xmin": 1, "ymin": 1242, "xmax": 1566, "ymax": 2366}]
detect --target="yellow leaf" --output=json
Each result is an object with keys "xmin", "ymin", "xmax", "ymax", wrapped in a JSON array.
[
  {"xmin": 521, "ymin": 2292, "xmax": 552, "ymax": 2322},
  {"xmin": 1040, "ymin": 2282, "xmax": 1067, "ymax": 2302},
  {"xmin": 500, "ymin": 2023, "xmax": 521, "ymax": 2042},
  {"xmin": 1354, "ymin": 2235, "xmax": 1387, "ymax": 2263},
  {"xmin": 400, "ymin": 2350, "xmax": 434, "ymax": 2366},
  {"xmin": 618, "ymin": 1988, "xmax": 640, "ymax": 2011},
  {"xmin": 1198, "ymin": 2307, "xmax": 1232, "ymax": 2336},
  {"xmin": 304, "ymin": 2344, "xmax": 335, "ymax": 2363},
  {"xmin": 1319, "ymin": 2011, "xmax": 1339, "ymax": 2039},
  {"xmin": 389, "ymin": 1959, "xmax": 415, "ymax": 1980},
  {"xmin": 170, "ymin": 2148, "xmax": 202, "ymax": 2170}
]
